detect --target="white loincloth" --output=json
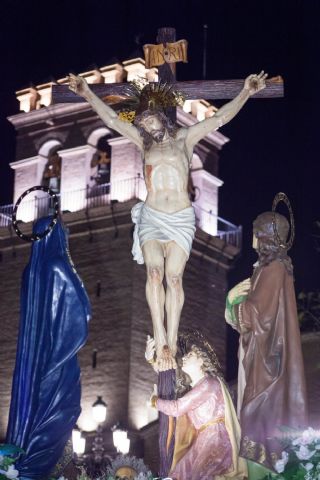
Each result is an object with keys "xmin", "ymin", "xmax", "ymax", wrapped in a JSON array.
[{"xmin": 131, "ymin": 202, "xmax": 196, "ymax": 264}]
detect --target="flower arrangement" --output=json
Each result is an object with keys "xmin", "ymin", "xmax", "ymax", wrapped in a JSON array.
[
  {"xmin": 52, "ymin": 455, "xmax": 158, "ymax": 480},
  {"xmin": 262, "ymin": 428, "xmax": 320, "ymax": 480},
  {"xmin": 103, "ymin": 454, "xmax": 153, "ymax": 480},
  {"xmin": 54, "ymin": 473, "xmax": 91, "ymax": 480},
  {"xmin": 0, "ymin": 445, "xmax": 22, "ymax": 480},
  {"xmin": 0, "ymin": 448, "xmax": 160, "ymax": 480}
]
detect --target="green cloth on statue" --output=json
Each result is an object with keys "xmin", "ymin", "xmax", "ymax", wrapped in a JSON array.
[
  {"xmin": 226, "ymin": 294, "xmax": 247, "ymax": 324},
  {"xmin": 248, "ymin": 460, "xmax": 272, "ymax": 480}
]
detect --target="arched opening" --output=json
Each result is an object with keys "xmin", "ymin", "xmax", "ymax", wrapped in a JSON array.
[
  {"xmin": 13, "ymin": 140, "xmax": 63, "ymax": 223},
  {"xmin": 38, "ymin": 140, "xmax": 63, "ymax": 193},
  {"xmin": 90, "ymin": 134, "xmax": 112, "ymax": 187},
  {"xmin": 86, "ymin": 128, "xmax": 114, "ymax": 205}
]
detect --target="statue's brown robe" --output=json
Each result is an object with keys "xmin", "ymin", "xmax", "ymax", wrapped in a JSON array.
[{"xmin": 234, "ymin": 259, "xmax": 308, "ymax": 469}]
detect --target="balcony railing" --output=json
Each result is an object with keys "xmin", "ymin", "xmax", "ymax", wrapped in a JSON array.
[
  {"xmin": 193, "ymin": 203, "xmax": 242, "ymax": 248},
  {"xmin": 0, "ymin": 177, "xmax": 242, "ymax": 248}
]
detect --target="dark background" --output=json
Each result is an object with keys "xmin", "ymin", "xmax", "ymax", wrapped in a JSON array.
[{"xmin": 0, "ymin": 0, "xmax": 319, "ymax": 294}]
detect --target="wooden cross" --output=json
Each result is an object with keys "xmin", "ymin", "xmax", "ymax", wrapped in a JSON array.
[
  {"xmin": 51, "ymin": 27, "xmax": 283, "ymax": 106},
  {"xmin": 51, "ymin": 28, "xmax": 283, "ymax": 479}
]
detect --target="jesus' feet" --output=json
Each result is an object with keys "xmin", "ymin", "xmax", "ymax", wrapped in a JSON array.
[{"xmin": 157, "ymin": 345, "xmax": 177, "ymax": 372}]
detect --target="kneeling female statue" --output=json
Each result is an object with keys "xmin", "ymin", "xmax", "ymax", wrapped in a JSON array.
[{"xmin": 147, "ymin": 333, "xmax": 247, "ymax": 480}]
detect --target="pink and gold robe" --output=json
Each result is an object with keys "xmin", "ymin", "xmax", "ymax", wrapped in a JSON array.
[{"xmin": 157, "ymin": 375, "xmax": 247, "ymax": 480}]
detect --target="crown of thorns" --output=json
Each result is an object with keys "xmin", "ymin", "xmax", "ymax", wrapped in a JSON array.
[{"xmin": 103, "ymin": 79, "xmax": 185, "ymax": 123}]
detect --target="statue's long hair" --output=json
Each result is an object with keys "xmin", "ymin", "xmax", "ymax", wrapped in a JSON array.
[
  {"xmin": 134, "ymin": 110, "xmax": 178, "ymax": 151},
  {"xmin": 176, "ymin": 331, "xmax": 225, "ymax": 397},
  {"xmin": 253, "ymin": 212, "xmax": 293, "ymax": 275}
]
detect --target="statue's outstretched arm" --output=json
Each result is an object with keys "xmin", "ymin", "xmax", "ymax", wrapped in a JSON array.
[
  {"xmin": 68, "ymin": 74, "xmax": 143, "ymax": 149},
  {"xmin": 186, "ymin": 71, "xmax": 268, "ymax": 148}
]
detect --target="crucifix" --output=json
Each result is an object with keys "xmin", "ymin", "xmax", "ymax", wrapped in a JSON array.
[
  {"xmin": 52, "ymin": 27, "xmax": 283, "ymax": 371},
  {"xmin": 52, "ymin": 27, "xmax": 283, "ymax": 477}
]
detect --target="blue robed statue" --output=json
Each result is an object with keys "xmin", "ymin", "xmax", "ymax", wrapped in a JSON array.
[{"xmin": 6, "ymin": 217, "xmax": 91, "ymax": 479}]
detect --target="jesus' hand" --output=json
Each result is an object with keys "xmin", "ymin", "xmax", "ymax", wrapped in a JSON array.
[
  {"xmin": 244, "ymin": 71, "xmax": 268, "ymax": 96},
  {"xmin": 68, "ymin": 73, "xmax": 90, "ymax": 98}
]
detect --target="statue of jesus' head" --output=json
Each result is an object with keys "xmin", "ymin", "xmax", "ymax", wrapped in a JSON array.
[{"xmin": 134, "ymin": 110, "xmax": 178, "ymax": 150}]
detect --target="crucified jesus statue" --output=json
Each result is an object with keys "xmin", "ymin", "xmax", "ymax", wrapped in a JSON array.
[{"xmin": 69, "ymin": 71, "xmax": 267, "ymax": 370}]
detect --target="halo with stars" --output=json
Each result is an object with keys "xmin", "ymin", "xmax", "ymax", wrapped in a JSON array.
[{"xmin": 12, "ymin": 186, "xmax": 59, "ymax": 242}]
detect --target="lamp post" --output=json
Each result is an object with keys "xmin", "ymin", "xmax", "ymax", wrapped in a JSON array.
[
  {"xmin": 72, "ymin": 424, "xmax": 81, "ymax": 446},
  {"xmin": 72, "ymin": 396, "xmax": 132, "ymax": 476},
  {"xmin": 72, "ymin": 396, "xmax": 110, "ymax": 475},
  {"xmin": 112, "ymin": 425, "xmax": 130, "ymax": 455},
  {"xmin": 92, "ymin": 396, "xmax": 108, "ymax": 424},
  {"xmin": 72, "ymin": 425, "xmax": 86, "ymax": 459},
  {"xmin": 91, "ymin": 396, "xmax": 108, "ymax": 466}
]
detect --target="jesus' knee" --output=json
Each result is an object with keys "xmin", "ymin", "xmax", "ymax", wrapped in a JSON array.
[
  {"xmin": 147, "ymin": 266, "xmax": 164, "ymax": 287},
  {"xmin": 166, "ymin": 272, "xmax": 182, "ymax": 291}
]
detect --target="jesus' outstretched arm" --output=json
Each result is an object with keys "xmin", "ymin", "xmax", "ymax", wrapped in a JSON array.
[
  {"xmin": 185, "ymin": 71, "xmax": 268, "ymax": 148},
  {"xmin": 68, "ymin": 73, "xmax": 143, "ymax": 149}
]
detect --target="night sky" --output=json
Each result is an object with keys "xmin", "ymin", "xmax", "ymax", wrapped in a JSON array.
[{"xmin": 0, "ymin": 0, "xmax": 319, "ymax": 292}]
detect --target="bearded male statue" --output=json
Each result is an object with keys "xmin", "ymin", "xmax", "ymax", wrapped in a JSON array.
[
  {"xmin": 69, "ymin": 71, "xmax": 267, "ymax": 370},
  {"xmin": 225, "ymin": 210, "xmax": 308, "ymax": 478}
]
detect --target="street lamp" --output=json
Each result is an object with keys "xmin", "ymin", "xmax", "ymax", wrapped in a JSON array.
[
  {"xmin": 72, "ymin": 397, "xmax": 110, "ymax": 476},
  {"xmin": 112, "ymin": 425, "xmax": 130, "ymax": 455},
  {"xmin": 72, "ymin": 424, "xmax": 81, "ymax": 445},
  {"xmin": 90, "ymin": 396, "xmax": 108, "ymax": 466},
  {"xmin": 72, "ymin": 397, "xmax": 132, "ymax": 474},
  {"xmin": 72, "ymin": 425, "xmax": 86, "ymax": 456},
  {"xmin": 92, "ymin": 396, "xmax": 108, "ymax": 424}
]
